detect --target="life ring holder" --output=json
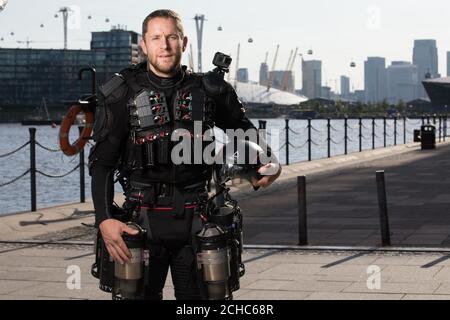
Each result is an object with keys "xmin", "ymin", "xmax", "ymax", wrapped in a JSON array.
[{"xmin": 59, "ymin": 104, "xmax": 94, "ymax": 156}]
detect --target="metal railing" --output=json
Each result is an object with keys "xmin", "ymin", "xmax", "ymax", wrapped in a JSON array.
[
  {"xmin": 0, "ymin": 127, "xmax": 87, "ymax": 212},
  {"xmin": 259, "ymin": 115, "xmax": 448, "ymax": 165}
]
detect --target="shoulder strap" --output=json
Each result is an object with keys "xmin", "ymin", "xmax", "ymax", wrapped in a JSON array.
[{"xmin": 120, "ymin": 62, "xmax": 147, "ymax": 93}]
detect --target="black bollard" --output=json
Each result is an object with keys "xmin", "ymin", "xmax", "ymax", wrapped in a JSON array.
[
  {"xmin": 308, "ymin": 119, "xmax": 312, "ymax": 161},
  {"xmin": 376, "ymin": 171, "xmax": 391, "ymax": 247},
  {"xmin": 394, "ymin": 117, "xmax": 397, "ymax": 146},
  {"xmin": 78, "ymin": 127, "xmax": 86, "ymax": 203},
  {"xmin": 29, "ymin": 128, "xmax": 37, "ymax": 212},
  {"xmin": 443, "ymin": 115, "xmax": 447, "ymax": 142},
  {"xmin": 383, "ymin": 117, "xmax": 387, "ymax": 148},
  {"xmin": 344, "ymin": 117, "xmax": 348, "ymax": 155},
  {"xmin": 403, "ymin": 117, "xmax": 406, "ymax": 145},
  {"xmin": 285, "ymin": 119, "xmax": 289, "ymax": 166},
  {"xmin": 327, "ymin": 118, "xmax": 331, "ymax": 158},
  {"xmin": 359, "ymin": 118, "xmax": 362, "ymax": 152},
  {"xmin": 372, "ymin": 118, "xmax": 375, "ymax": 150},
  {"xmin": 297, "ymin": 176, "xmax": 308, "ymax": 246}
]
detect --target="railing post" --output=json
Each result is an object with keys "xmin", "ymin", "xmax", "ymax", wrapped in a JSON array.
[
  {"xmin": 372, "ymin": 117, "xmax": 375, "ymax": 150},
  {"xmin": 422, "ymin": 115, "xmax": 425, "ymax": 126},
  {"xmin": 383, "ymin": 117, "xmax": 387, "ymax": 148},
  {"xmin": 344, "ymin": 117, "xmax": 348, "ymax": 155},
  {"xmin": 376, "ymin": 170, "xmax": 391, "ymax": 247},
  {"xmin": 308, "ymin": 118, "xmax": 312, "ymax": 161},
  {"xmin": 439, "ymin": 116, "xmax": 442, "ymax": 142},
  {"xmin": 78, "ymin": 127, "xmax": 86, "ymax": 203},
  {"xmin": 359, "ymin": 118, "xmax": 362, "ymax": 152},
  {"xmin": 29, "ymin": 128, "xmax": 37, "ymax": 212},
  {"xmin": 394, "ymin": 117, "xmax": 397, "ymax": 146},
  {"xmin": 258, "ymin": 120, "xmax": 267, "ymax": 141},
  {"xmin": 427, "ymin": 115, "xmax": 430, "ymax": 124},
  {"xmin": 403, "ymin": 117, "xmax": 406, "ymax": 145},
  {"xmin": 443, "ymin": 115, "xmax": 447, "ymax": 142},
  {"xmin": 258, "ymin": 120, "xmax": 267, "ymax": 155},
  {"xmin": 297, "ymin": 176, "xmax": 308, "ymax": 246},
  {"xmin": 285, "ymin": 119, "xmax": 289, "ymax": 166},
  {"xmin": 327, "ymin": 118, "xmax": 331, "ymax": 158}
]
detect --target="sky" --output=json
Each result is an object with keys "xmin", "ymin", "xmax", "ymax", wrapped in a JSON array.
[{"xmin": 1, "ymin": 0, "xmax": 449, "ymax": 92}]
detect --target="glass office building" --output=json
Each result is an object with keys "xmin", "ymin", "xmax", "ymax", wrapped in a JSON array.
[{"xmin": 0, "ymin": 27, "xmax": 143, "ymax": 108}]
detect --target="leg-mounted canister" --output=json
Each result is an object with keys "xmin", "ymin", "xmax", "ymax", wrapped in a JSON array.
[{"xmin": 193, "ymin": 188, "xmax": 245, "ymax": 300}]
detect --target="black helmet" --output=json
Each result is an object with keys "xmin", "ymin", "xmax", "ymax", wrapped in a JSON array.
[{"xmin": 215, "ymin": 139, "xmax": 265, "ymax": 184}]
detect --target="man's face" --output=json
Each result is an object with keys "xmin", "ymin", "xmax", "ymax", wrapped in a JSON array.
[{"xmin": 140, "ymin": 17, "xmax": 187, "ymax": 77}]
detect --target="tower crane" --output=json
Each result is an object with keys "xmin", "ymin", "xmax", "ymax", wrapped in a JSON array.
[
  {"xmin": 234, "ymin": 43, "xmax": 240, "ymax": 90},
  {"xmin": 282, "ymin": 47, "xmax": 298, "ymax": 91},
  {"xmin": 266, "ymin": 44, "xmax": 280, "ymax": 92},
  {"xmin": 17, "ymin": 38, "xmax": 33, "ymax": 48}
]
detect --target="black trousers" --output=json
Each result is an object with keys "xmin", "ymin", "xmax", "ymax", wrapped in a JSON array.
[
  {"xmin": 144, "ymin": 244, "xmax": 204, "ymax": 300},
  {"xmin": 139, "ymin": 206, "xmax": 205, "ymax": 300}
]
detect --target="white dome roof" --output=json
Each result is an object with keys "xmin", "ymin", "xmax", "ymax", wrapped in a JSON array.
[{"xmin": 230, "ymin": 80, "xmax": 308, "ymax": 105}]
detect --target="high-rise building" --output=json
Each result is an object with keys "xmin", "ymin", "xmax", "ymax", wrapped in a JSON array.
[
  {"xmin": 267, "ymin": 70, "xmax": 294, "ymax": 92},
  {"xmin": 259, "ymin": 62, "xmax": 269, "ymax": 86},
  {"xmin": 447, "ymin": 51, "xmax": 450, "ymax": 77},
  {"xmin": 0, "ymin": 27, "xmax": 142, "ymax": 107},
  {"xmin": 413, "ymin": 39, "xmax": 439, "ymax": 98},
  {"xmin": 353, "ymin": 90, "xmax": 366, "ymax": 102},
  {"xmin": 321, "ymin": 86, "xmax": 332, "ymax": 99},
  {"xmin": 340, "ymin": 75, "xmax": 350, "ymax": 99},
  {"xmin": 364, "ymin": 57, "xmax": 387, "ymax": 103},
  {"xmin": 302, "ymin": 60, "xmax": 322, "ymax": 99},
  {"xmin": 237, "ymin": 68, "xmax": 249, "ymax": 83},
  {"xmin": 91, "ymin": 26, "xmax": 142, "ymax": 66},
  {"xmin": 386, "ymin": 61, "xmax": 419, "ymax": 104}
]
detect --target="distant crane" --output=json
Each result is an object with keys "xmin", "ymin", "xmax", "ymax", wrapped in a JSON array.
[
  {"xmin": 193, "ymin": 14, "xmax": 206, "ymax": 72},
  {"xmin": 282, "ymin": 47, "xmax": 298, "ymax": 92},
  {"xmin": 56, "ymin": 7, "xmax": 73, "ymax": 50},
  {"xmin": 266, "ymin": 44, "xmax": 280, "ymax": 92},
  {"xmin": 17, "ymin": 38, "xmax": 33, "ymax": 48},
  {"xmin": 188, "ymin": 43, "xmax": 195, "ymax": 71},
  {"xmin": 234, "ymin": 43, "xmax": 240, "ymax": 90},
  {"xmin": 281, "ymin": 49, "xmax": 294, "ymax": 90}
]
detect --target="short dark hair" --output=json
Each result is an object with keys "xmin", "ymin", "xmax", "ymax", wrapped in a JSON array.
[{"xmin": 142, "ymin": 9, "xmax": 185, "ymax": 39}]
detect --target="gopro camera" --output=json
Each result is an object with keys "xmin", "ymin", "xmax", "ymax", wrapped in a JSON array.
[{"xmin": 212, "ymin": 52, "xmax": 232, "ymax": 73}]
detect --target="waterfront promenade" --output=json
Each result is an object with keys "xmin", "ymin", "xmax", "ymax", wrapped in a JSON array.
[{"xmin": 2, "ymin": 140, "xmax": 450, "ymax": 299}]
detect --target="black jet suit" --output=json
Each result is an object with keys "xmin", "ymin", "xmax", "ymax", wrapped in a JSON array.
[{"xmin": 89, "ymin": 62, "xmax": 258, "ymax": 300}]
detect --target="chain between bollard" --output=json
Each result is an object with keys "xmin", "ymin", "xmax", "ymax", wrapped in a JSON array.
[
  {"xmin": 35, "ymin": 141, "xmax": 60, "ymax": 152},
  {"xmin": 0, "ymin": 141, "xmax": 30, "ymax": 158},
  {"xmin": 0, "ymin": 169, "xmax": 31, "ymax": 187},
  {"xmin": 36, "ymin": 165, "xmax": 80, "ymax": 178}
]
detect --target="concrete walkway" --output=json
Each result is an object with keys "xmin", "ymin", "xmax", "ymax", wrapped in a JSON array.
[
  {"xmin": 238, "ymin": 141, "xmax": 450, "ymax": 247},
  {"xmin": 1, "ymin": 141, "xmax": 450, "ymax": 300},
  {"xmin": 1, "ymin": 244, "xmax": 450, "ymax": 300}
]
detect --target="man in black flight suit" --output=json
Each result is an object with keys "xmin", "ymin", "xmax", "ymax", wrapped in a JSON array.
[{"xmin": 89, "ymin": 9, "xmax": 281, "ymax": 300}]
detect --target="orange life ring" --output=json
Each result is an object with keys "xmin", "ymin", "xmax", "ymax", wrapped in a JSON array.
[{"xmin": 59, "ymin": 104, "xmax": 94, "ymax": 156}]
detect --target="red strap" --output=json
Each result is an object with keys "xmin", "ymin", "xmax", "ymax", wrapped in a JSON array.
[{"xmin": 140, "ymin": 203, "xmax": 198, "ymax": 211}]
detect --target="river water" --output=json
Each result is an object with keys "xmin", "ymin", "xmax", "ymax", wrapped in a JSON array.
[{"xmin": 0, "ymin": 118, "xmax": 433, "ymax": 215}]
